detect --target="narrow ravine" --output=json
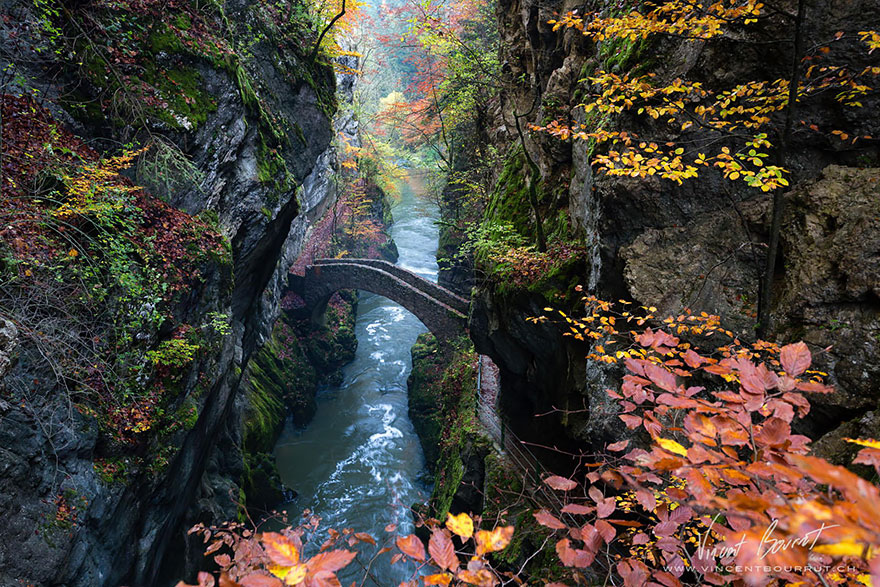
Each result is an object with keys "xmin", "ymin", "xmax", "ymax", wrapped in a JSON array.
[{"xmin": 274, "ymin": 171, "xmax": 437, "ymax": 584}]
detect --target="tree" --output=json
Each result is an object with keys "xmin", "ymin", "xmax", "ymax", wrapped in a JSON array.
[
  {"xmin": 534, "ymin": 1, "xmax": 879, "ymax": 334},
  {"xmin": 182, "ymin": 297, "xmax": 880, "ymax": 586}
]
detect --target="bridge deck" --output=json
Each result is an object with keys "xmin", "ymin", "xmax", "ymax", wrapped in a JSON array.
[
  {"xmin": 303, "ymin": 259, "xmax": 467, "ymax": 342},
  {"xmin": 313, "ymin": 258, "xmax": 469, "ymax": 315}
]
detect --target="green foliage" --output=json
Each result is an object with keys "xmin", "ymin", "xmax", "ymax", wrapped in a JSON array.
[
  {"xmin": 146, "ymin": 338, "xmax": 200, "ymax": 368},
  {"xmin": 407, "ymin": 335, "xmax": 485, "ymax": 518},
  {"xmin": 204, "ymin": 311, "xmax": 232, "ymax": 336}
]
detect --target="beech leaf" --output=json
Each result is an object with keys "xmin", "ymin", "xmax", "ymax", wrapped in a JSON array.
[{"xmin": 396, "ymin": 534, "xmax": 426, "ymax": 562}]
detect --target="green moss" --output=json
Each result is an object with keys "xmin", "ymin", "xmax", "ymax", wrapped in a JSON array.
[
  {"xmin": 483, "ymin": 146, "xmax": 533, "ymax": 239},
  {"xmin": 432, "ymin": 454, "xmax": 465, "ymax": 519},
  {"xmin": 174, "ymin": 13, "xmax": 192, "ymax": 30},
  {"xmin": 408, "ymin": 336, "xmax": 490, "ymax": 519},
  {"xmin": 257, "ymin": 133, "xmax": 295, "ymax": 202},
  {"xmin": 159, "ymin": 67, "xmax": 217, "ymax": 129},
  {"xmin": 243, "ymin": 359, "xmax": 286, "ymax": 455},
  {"xmin": 293, "ymin": 122, "xmax": 307, "ymax": 147}
]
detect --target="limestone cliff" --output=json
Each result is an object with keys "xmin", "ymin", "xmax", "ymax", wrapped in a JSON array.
[
  {"xmin": 461, "ymin": 0, "xmax": 880, "ymax": 460},
  {"xmin": 0, "ymin": 0, "xmax": 343, "ymax": 584}
]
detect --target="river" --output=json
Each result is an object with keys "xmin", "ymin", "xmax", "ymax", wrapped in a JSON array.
[{"xmin": 274, "ymin": 171, "xmax": 436, "ymax": 585}]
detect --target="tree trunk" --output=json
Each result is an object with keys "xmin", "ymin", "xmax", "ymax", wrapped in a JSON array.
[{"xmin": 756, "ymin": 0, "xmax": 806, "ymax": 338}]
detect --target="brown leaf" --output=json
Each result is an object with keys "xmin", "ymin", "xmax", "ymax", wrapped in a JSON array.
[
  {"xmin": 544, "ymin": 475, "xmax": 578, "ymax": 491},
  {"xmin": 428, "ymin": 529, "xmax": 458, "ymax": 571},
  {"xmin": 396, "ymin": 534, "xmax": 427, "ymax": 562}
]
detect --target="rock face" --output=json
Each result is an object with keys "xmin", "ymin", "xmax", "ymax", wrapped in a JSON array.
[
  {"xmin": 464, "ymin": 0, "xmax": 880, "ymax": 458},
  {"xmin": 0, "ymin": 2, "xmax": 343, "ymax": 585},
  {"xmin": 622, "ymin": 166, "xmax": 880, "ymax": 444}
]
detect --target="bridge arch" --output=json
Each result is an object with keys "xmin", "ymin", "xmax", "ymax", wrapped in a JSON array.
[{"xmin": 301, "ymin": 259, "xmax": 468, "ymax": 343}]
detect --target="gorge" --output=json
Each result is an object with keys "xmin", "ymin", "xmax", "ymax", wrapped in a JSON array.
[{"xmin": 1, "ymin": 0, "xmax": 879, "ymax": 585}]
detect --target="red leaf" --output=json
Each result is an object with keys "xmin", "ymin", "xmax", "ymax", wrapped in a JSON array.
[
  {"xmin": 534, "ymin": 509, "xmax": 567, "ymax": 530},
  {"xmin": 596, "ymin": 497, "xmax": 616, "ymax": 518},
  {"xmin": 780, "ymin": 341, "xmax": 811, "ymax": 377},
  {"xmin": 635, "ymin": 489, "xmax": 656, "ymax": 512},
  {"xmin": 645, "ymin": 363, "xmax": 677, "ymax": 392},
  {"xmin": 595, "ymin": 519, "xmax": 616, "ymax": 543},
  {"xmin": 396, "ymin": 534, "xmax": 426, "ymax": 562},
  {"xmin": 544, "ymin": 475, "xmax": 578, "ymax": 491},
  {"xmin": 239, "ymin": 575, "xmax": 283, "ymax": 587},
  {"xmin": 620, "ymin": 414, "xmax": 642, "ymax": 429},
  {"xmin": 561, "ymin": 503, "xmax": 594, "ymax": 515},
  {"xmin": 607, "ymin": 440, "xmax": 629, "ymax": 452},
  {"xmin": 754, "ymin": 417, "xmax": 791, "ymax": 448},
  {"xmin": 555, "ymin": 538, "xmax": 595, "ymax": 568},
  {"xmin": 682, "ymin": 349, "xmax": 704, "ymax": 368}
]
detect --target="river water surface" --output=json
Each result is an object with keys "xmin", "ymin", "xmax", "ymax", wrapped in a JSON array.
[{"xmin": 274, "ymin": 172, "xmax": 436, "ymax": 585}]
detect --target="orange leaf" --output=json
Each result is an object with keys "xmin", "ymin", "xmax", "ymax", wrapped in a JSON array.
[
  {"xmin": 456, "ymin": 569, "xmax": 497, "ymax": 586},
  {"xmin": 428, "ymin": 529, "xmax": 458, "ymax": 571},
  {"xmin": 423, "ymin": 573, "xmax": 453, "ymax": 586},
  {"xmin": 475, "ymin": 526, "xmax": 514, "ymax": 555},
  {"xmin": 306, "ymin": 549, "xmax": 356, "ymax": 574},
  {"xmin": 354, "ymin": 532, "xmax": 376, "ymax": 545},
  {"xmin": 239, "ymin": 575, "xmax": 284, "ymax": 587},
  {"xmin": 261, "ymin": 532, "xmax": 300, "ymax": 566},
  {"xmin": 396, "ymin": 534, "xmax": 427, "ymax": 562}
]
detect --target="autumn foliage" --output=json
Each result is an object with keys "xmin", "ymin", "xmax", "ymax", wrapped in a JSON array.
[
  {"xmin": 180, "ymin": 511, "xmax": 514, "ymax": 587},
  {"xmin": 185, "ymin": 293, "xmax": 880, "ymax": 586},
  {"xmin": 535, "ymin": 3, "xmax": 879, "ymax": 191},
  {"xmin": 526, "ymin": 297, "xmax": 880, "ymax": 586}
]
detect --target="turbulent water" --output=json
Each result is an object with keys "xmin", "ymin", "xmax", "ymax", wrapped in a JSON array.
[{"xmin": 274, "ymin": 171, "xmax": 437, "ymax": 585}]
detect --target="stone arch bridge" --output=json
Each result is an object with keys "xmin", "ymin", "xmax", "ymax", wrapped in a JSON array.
[{"xmin": 301, "ymin": 258, "xmax": 469, "ymax": 342}]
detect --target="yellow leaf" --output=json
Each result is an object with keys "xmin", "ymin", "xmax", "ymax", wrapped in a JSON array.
[
  {"xmin": 270, "ymin": 563, "xmax": 307, "ymax": 585},
  {"xmin": 475, "ymin": 526, "xmax": 514, "ymax": 555},
  {"xmin": 446, "ymin": 512, "xmax": 474, "ymax": 540},
  {"xmin": 813, "ymin": 541, "xmax": 869, "ymax": 558},
  {"xmin": 656, "ymin": 438, "xmax": 688, "ymax": 457},
  {"xmin": 844, "ymin": 438, "xmax": 880, "ymax": 450}
]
